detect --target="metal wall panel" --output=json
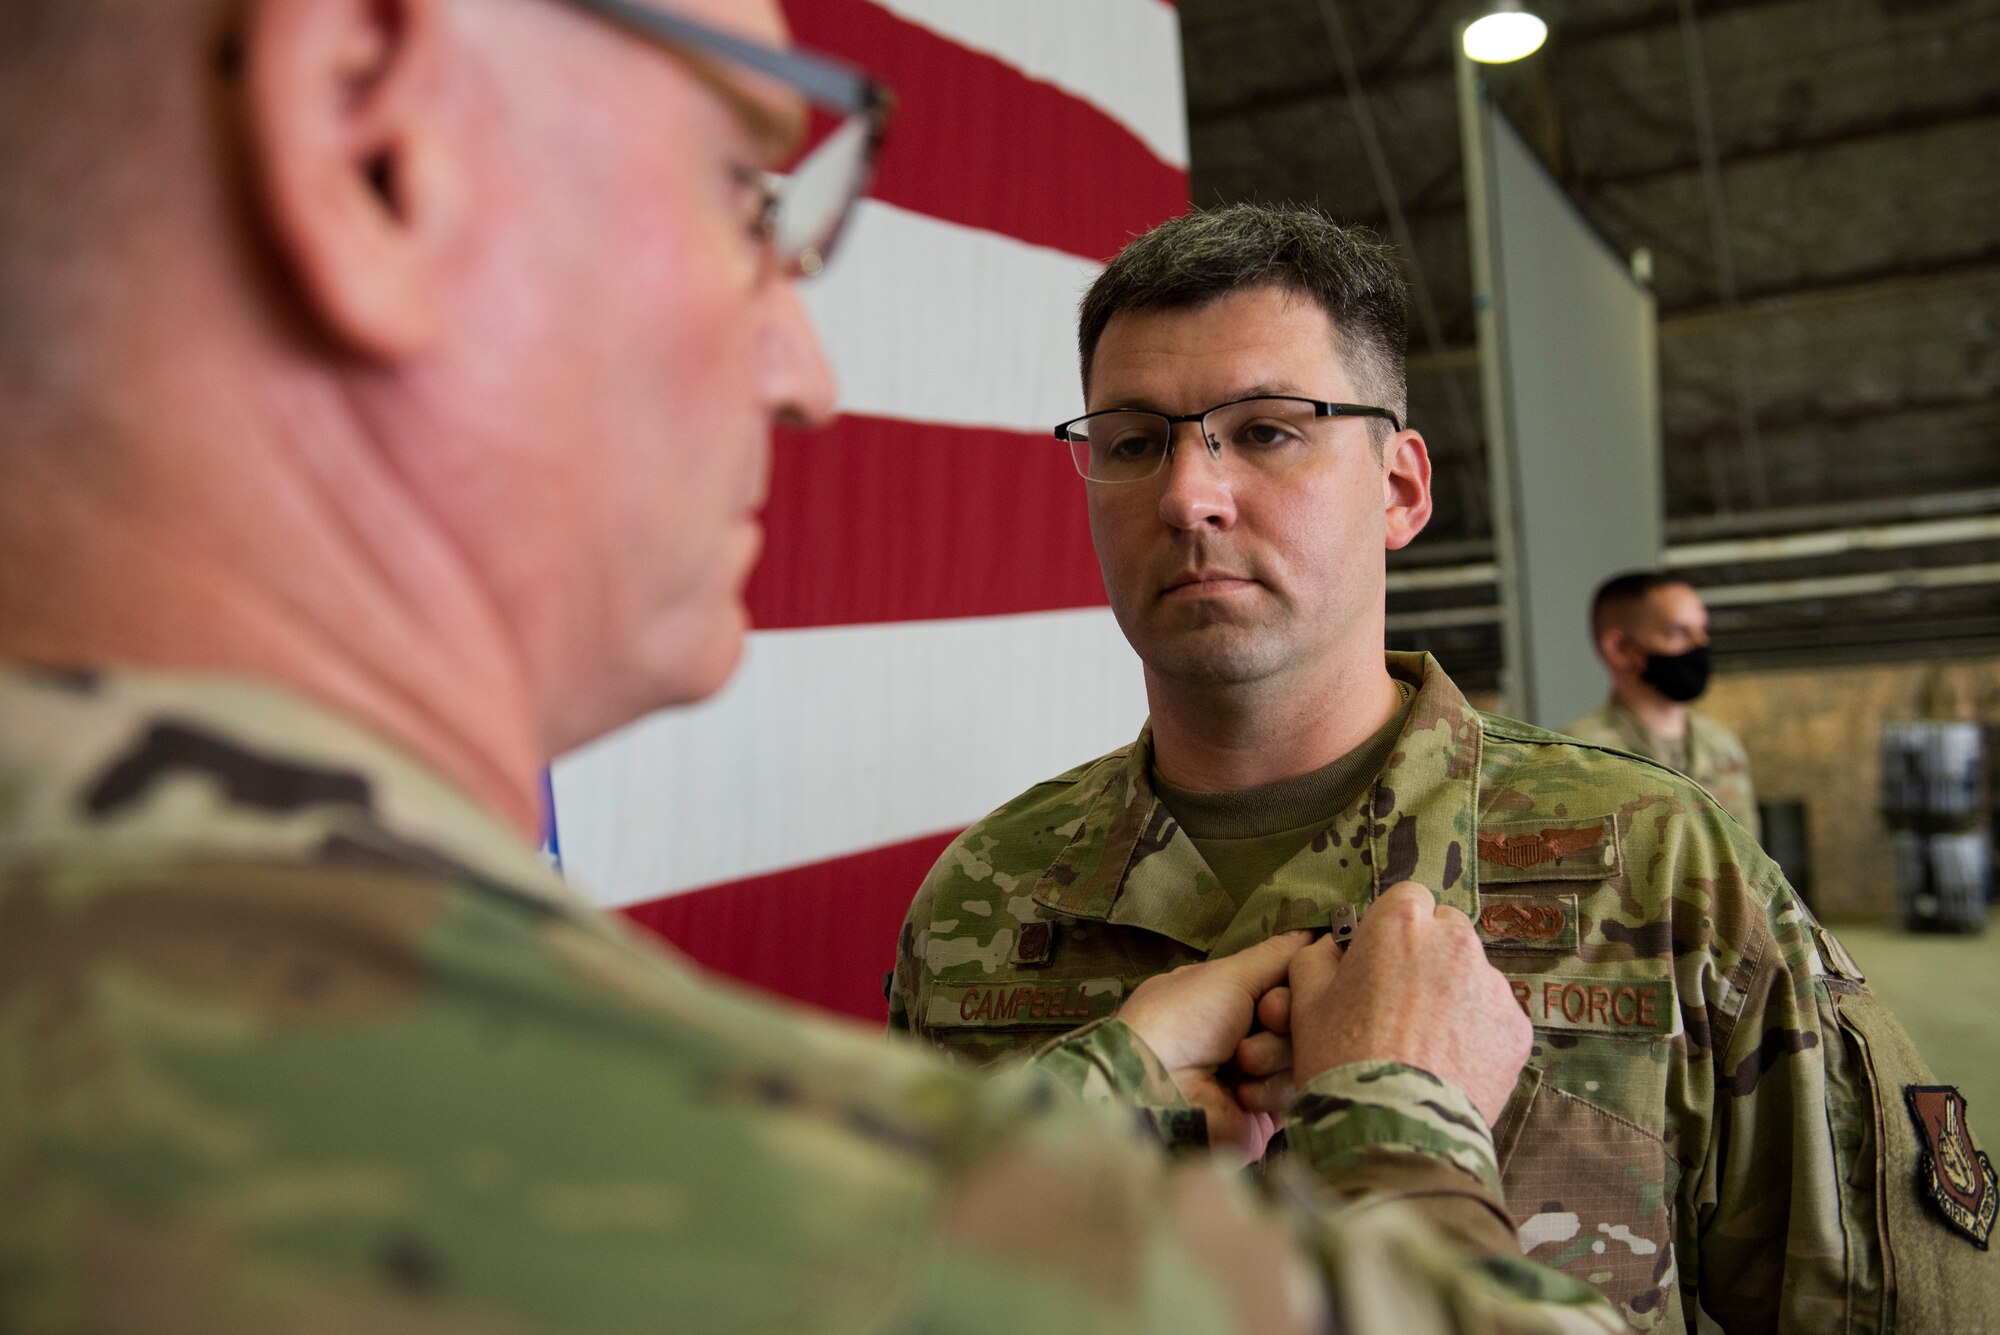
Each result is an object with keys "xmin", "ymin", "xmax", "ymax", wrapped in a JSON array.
[{"xmin": 1460, "ymin": 61, "xmax": 1664, "ymax": 726}]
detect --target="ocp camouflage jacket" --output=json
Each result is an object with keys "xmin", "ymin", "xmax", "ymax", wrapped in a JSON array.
[
  {"xmin": 891, "ymin": 652, "xmax": 1999, "ymax": 1331},
  {"xmin": 1, "ymin": 663, "xmax": 1627, "ymax": 1334}
]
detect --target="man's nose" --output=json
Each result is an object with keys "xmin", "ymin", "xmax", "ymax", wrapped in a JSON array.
[
  {"xmin": 1157, "ymin": 422, "xmax": 1236, "ymax": 531},
  {"xmin": 760, "ymin": 278, "xmax": 838, "ymax": 428}
]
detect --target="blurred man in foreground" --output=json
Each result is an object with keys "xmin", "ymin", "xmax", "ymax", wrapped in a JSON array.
[
  {"xmin": 1562, "ymin": 571, "xmax": 1760, "ymax": 838},
  {"xmin": 0, "ymin": 0, "xmax": 1626, "ymax": 1329}
]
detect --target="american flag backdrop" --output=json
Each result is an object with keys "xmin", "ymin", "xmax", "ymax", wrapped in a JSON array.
[{"xmin": 551, "ymin": 0, "xmax": 1190, "ymax": 1021}]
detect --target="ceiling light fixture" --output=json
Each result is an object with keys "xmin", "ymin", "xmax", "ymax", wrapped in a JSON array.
[{"xmin": 1463, "ymin": 0, "xmax": 1548, "ymax": 63}]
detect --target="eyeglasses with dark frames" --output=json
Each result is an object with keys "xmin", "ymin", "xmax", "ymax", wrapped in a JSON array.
[
  {"xmin": 1054, "ymin": 396, "xmax": 1404, "ymax": 483},
  {"xmin": 555, "ymin": 0, "xmax": 894, "ymax": 278}
]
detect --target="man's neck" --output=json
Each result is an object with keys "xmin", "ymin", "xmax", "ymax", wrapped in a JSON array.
[
  {"xmin": 1611, "ymin": 682, "xmax": 1689, "ymax": 741},
  {"xmin": 0, "ymin": 408, "xmax": 546, "ymax": 841},
  {"xmin": 1145, "ymin": 658, "xmax": 1404, "ymax": 793}
]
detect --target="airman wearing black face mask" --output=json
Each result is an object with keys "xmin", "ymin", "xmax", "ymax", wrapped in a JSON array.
[
  {"xmin": 1563, "ymin": 572, "xmax": 1761, "ymax": 840},
  {"xmin": 1640, "ymin": 641, "xmax": 1712, "ymax": 702}
]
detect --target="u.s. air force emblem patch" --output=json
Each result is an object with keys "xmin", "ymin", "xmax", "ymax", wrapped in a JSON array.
[{"xmin": 1906, "ymin": 1084, "xmax": 1997, "ymax": 1248}]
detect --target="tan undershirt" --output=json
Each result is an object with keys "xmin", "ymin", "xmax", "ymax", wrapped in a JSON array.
[{"xmin": 1153, "ymin": 681, "xmax": 1416, "ymax": 906}]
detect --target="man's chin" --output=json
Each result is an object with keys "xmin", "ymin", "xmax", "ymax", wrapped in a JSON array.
[
  {"xmin": 559, "ymin": 604, "xmax": 747, "ymax": 745},
  {"xmin": 1145, "ymin": 598, "xmax": 1267, "ymax": 641},
  {"xmin": 656, "ymin": 602, "xmax": 751, "ymax": 708},
  {"xmin": 1137, "ymin": 626, "xmax": 1286, "ymax": 688},
  {"xmin": 652, "ymin": 520, "xmax": 762, "ymax": 707}
]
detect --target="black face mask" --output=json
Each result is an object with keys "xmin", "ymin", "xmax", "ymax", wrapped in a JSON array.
[{"xmin": 1641, "ymin": 644, "xmax": 1711, "ymax": 702}]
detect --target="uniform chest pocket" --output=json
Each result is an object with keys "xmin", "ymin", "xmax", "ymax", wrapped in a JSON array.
[{"xmin": 1494, "ymin": 1066, "xmax": 1680, "ymax": 1329}]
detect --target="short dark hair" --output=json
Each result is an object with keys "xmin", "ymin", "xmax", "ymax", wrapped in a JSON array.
[
  {"xmin": 1591, "ymin": 570, "xmax": 1694, "ymax": 638},
  {"xmin": 1076, "ymin": 203, "xmax": 1410, "ymax": 435}
]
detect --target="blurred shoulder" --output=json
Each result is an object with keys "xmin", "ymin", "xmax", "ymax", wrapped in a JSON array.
[
  {"xmin": 1555, "ymin": 702, "xmax": 1623, "ymax": 748},
  {"xmin": 1689, "ymin": 710, "xmax": 1751, "ymax": 761}
]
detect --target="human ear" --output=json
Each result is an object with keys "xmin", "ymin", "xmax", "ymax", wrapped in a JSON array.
[
  {"xmin": 240, "ymin": 0, "xmax": 464, "ymax": 359},
  {"xmin": 1601, "ymin": 628, "xmax": 1644, "ymax": 674},
  {"xmin": 1381, "ymin": 428, "xmax": 1434, "ymax": 551}
]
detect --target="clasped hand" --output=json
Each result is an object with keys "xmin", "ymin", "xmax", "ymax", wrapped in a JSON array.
[{"xmin": 1113, "ymin": 881, "xmax": 1533, "ymax": 1164}]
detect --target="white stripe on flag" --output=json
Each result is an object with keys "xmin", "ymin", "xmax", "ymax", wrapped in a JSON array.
[
  {"xmin": 552, "ymin": 607, "xmax": 1147, "ymax": 907},
  {"xmin": 805, "ymin": 200, "xmax": 1099, "ymax": 435},
  {"xmin": 868, "ymin": 0, "xmax": 1189, "ymax": 170}
]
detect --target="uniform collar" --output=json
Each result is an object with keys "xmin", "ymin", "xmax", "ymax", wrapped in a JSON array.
[
  {"xmin": 1030, "ymin": 652, "xmax": 1484, "ymax": 954},
  {"xmin": 1603, "ymin": 699, "xmax": 1706, "ymax": 768},
  {"xmin": 0, "ymin": 663, "xmax": 579, "ymax": 920}
]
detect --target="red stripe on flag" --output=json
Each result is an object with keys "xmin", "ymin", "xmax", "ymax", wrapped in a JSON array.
[
  {"xmin": 747, "ymin": 417, "xmax": 1108, "ymax": 628},
  {"xmin": 781, "ymin": 0, "xmax": 1187, "ymax": 263},
  {"xmin": 622, "ymin": 830, "xmax": 962, "ymax": 1022}
]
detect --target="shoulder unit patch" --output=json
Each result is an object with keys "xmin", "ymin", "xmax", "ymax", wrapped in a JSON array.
[{"xmin": 1906, "ymin": 1084, "xmax": 1996, "ymax": 1248}]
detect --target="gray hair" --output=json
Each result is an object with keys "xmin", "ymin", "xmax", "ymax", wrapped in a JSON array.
[{"xmin": 1077, "ymin": 203, "xmax": 1410, "ymax": 437}]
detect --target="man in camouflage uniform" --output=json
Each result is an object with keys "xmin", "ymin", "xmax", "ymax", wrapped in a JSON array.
[
  {"xmin": 0, "ymin": 0, "xmax": 1637, "ymax": 1330},
  {"xmin": 1561, "ymin": 571, "xmax": 1760, "ymax": 839},
  {"xmin": 891, "ymin": 205, "xmax": 1998, "ymax": 1330}
]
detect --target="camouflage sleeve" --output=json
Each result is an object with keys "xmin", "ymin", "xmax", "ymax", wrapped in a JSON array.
[
  {"xmin": 1285, "ymin": 1061, "xmax": 1520, "ymax": 1257},
  {"xmin": 1280, "ymin": 1178, "xmax": 1626, "ymax": 1335},
  {"xmin": 1029, "ymin": 1025, "xmax": 1523, "ymax": 1257},
  {"xmin": 1691, "ymin": 875, "xmax": 1854, "ymax": 1330},
  {"xmin": 1024, "ymin": 1015, "xmax": 1214, "ymax": 1150},
  {"xmin": 899, "ymin": 1063, "xmax": 1625, "ymax": 1335},
  {"xmin": 1, "ymin": 854, "xmax": 1626, "ymax": 1335},
  {"xmin": 1813, "ymin": 941, "xmax": 2000, "ymax": 1329},
  {"xmin": 1695, "ymin": 884, "xmax": 2000, "ymax": 1331}
]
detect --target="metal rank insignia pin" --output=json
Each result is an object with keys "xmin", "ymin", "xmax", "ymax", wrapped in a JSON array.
[
  {"xmin": 1013, "ymin": 920, "xmax": 1055, "ymax": 966},
  {"xmin": 1906, "ymin": 1084, "xmax": 1997, "ymax": 1248}
]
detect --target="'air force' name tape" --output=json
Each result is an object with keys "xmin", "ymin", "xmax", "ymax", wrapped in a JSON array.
[{"xmin": 1505, "ymin": 974, "xmax": 1675, "ymax": 1037}]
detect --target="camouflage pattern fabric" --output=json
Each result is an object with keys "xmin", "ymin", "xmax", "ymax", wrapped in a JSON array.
[
  {"xmin": 1560, "ymin": 702, "xmax": 1760, "ymax": 842},
  {"xmin": 892, "ymin": 652, "xmax": 2000, "ymax": 1331},
  {"xmin": 0, "ymin": 663, "xmax": 1626, "ymax": 1334},
  {"xmin": 1286, "ymin": 1063, "xmax": 1504, "ymax": 1197}
]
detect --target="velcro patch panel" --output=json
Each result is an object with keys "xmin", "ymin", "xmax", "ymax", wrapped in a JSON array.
[
  {"xmin": 1505, "ymin": 973, "xmax": 1673, "ymax": 1037},
  {"xmin": 926, "ymin": 978, "xmax": 1125, "ymax": 1029},
  {"xmin": 1478, "ymin": 817, "xmax": 1620, "ymax": 885},
  {"xmin": 1477, "ymin": 892, "xmax": 1580, "ymax": 952}
]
